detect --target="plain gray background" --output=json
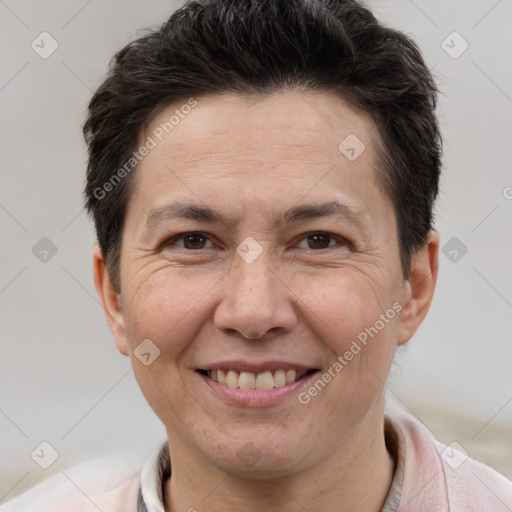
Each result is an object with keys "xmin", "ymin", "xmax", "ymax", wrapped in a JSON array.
[{"xmin": 1, "ymin": 0, "xmax": 511, "ymax": 501}]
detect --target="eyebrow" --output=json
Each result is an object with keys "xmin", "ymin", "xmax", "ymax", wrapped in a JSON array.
[{"xmin": 144, "ymin": 200, "xmax": 369, "ymax": 231}]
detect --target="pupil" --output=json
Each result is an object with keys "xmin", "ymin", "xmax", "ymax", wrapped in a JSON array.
[
  {"xmin": 309, "ymin": 234, "xmax": 329, "ymax": 249},
  {"xmin": 185, "ymin": 234, "xmax": 205, "ymax": 249}
]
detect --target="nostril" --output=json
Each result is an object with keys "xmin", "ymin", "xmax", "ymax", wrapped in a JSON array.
[{"xmin": 239, "ymin": 329, "xmax": 264, "ymax": 340}]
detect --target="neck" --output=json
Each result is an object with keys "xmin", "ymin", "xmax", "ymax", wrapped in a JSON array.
[{"xmin": 164, "ymin": 411, "xmax": 395, "ymax": 512}]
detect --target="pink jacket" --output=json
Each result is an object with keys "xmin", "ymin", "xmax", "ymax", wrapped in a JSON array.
[{"xmin": 2, "ymin": 410, "xmax": 511, "ymax": 511}]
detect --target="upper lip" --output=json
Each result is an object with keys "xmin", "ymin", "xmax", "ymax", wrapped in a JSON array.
[{"xmin": 197, "ymin": 361, "xmax": 319, "ymax": 373}]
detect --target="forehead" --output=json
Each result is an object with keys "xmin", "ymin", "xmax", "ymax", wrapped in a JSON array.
[
  {"xmin": 131, "ymin": 91, "xmax": 388, "ymax": 223},
  {"xmin": 143, "ymin": 91, "xmax": 378, "ymax": 167}
]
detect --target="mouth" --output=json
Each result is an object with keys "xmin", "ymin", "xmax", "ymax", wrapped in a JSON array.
[{"xmin": 196, "ymin": 368, "xmax": 320, "ymax": 390}]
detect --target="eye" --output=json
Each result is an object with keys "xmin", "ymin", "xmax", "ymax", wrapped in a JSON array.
[
  {"xmin": 162, "ymin": 231, "xmax": 346, "ymax": 252},
  {"xmin": 295, "ymin": 232, "xmax": 345, "ymax": 250},
  {"xmin": 164, "ymin": 232, "xmax": 214, "ymax": 250}
]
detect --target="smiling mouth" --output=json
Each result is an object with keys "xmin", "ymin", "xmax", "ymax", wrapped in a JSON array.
[{"xmin": 197, "ymin": 369, "xmax": 319, "ymax": 390}]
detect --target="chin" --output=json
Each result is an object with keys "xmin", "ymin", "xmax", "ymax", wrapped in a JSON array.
[{"xmin": 201, "ymin": 433, "xmax": 315, "ymax": 479}]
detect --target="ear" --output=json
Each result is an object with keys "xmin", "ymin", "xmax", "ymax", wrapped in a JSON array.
[
  {"xmin": 93, "ymin": 245, "xmax": 129, "ymax": 356},
  {"xmin": 397, "ymin": 230, "xmax": 440, "ymax": 346}
]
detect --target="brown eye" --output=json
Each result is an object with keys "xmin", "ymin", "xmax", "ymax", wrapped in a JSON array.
[
  {"xmin": 164, "ymin": 232, "xmax": 214, "ymax": 250},
  {"xmin": 306, "ymin": 233, "xmax": 333, "ymax": 249},
  {"xmin": 182, "ymin": 234, "xmax": 207, "ymax": 249},
  {"xmin": 296, "ymin": 232, "xmax": 340, "ymax": 250}
]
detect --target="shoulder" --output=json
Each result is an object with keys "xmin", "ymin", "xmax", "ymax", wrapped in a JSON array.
[
  {"xmin": 435, "ymin": 439, "xmax": 512, "ymax": 512},
  {"xmin": 0, "ymin": 456, "xmax": 141, "ymax": 512},
  {"xmin": 387, "ymin": 408, "xmax": 512, "ymax": 512}
]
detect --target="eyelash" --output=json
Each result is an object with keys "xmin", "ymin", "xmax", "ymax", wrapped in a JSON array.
[{"xmin": 161, "ymin": 231, "xmax": 349, "ymax": 252}]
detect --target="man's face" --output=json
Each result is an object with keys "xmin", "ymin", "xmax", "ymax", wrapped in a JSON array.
[{"xmin": 107, "ymin": 91, "xmax": 415, "ymax": 475}]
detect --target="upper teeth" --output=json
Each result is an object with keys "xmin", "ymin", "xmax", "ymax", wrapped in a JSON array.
[{"xmin": 208, "ymin": 369, "xmax": 307, "ymax": 389}]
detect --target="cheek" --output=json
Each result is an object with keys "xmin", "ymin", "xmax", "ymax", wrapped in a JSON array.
[
  {"xmin": 120, "ymin": 267, "xmax": 224, "ymax": 427},
  {"xmin": 122, "ymin": 265, "xmax": 225, "ymax": 357},
  {"xmin": 292, "ymin": 271, "xmax": 400, "ymax": 441},
  {"xmin": 292, "ymin": 268, "xmax": 400, "ymax": 370}
]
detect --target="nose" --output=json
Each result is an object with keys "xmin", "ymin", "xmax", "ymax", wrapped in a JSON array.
[{"xmin": 213, "ymin": 252, "xmax": 297, "ymax": 340}]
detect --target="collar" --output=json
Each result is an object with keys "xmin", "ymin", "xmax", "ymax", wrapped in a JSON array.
[
  {"xmin": 138, "ymin": 442, "xmax": 170, "ymax": 512},
  {"xmin": 381, "ymin": 416, "xmax": 405, "ymax": 511}
]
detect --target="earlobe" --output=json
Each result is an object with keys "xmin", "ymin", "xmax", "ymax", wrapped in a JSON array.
[
  {"xmin": 397, "ymin": 230, "xmax": 440, "ymax": 345},
  {"xmin": 92, "ymin": 245, "xmax": 130, "ymax": 356}
]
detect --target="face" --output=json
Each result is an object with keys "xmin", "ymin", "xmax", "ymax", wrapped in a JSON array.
[{"xmin": 95, "ymin": 91, "xmax": 438, "ymax": 477}]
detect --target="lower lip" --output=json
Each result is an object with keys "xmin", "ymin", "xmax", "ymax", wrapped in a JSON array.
[{"xmin": 198, "ymin": 371, "xmax": 319, "ymax": 407}]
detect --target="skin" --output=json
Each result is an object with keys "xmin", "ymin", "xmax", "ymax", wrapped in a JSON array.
[{"xmin": 94, "ymin": 91, "xmax": 439, "ymax": 512}]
